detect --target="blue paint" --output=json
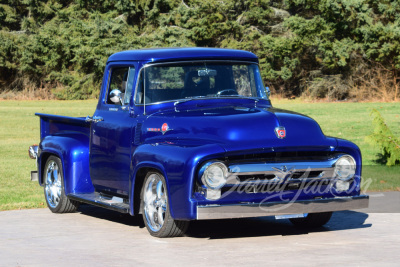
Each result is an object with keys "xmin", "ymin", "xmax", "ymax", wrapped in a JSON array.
[
  {"xmin": 34, "ymin": 48, "xmax": 364, "ymax": 221},
  {"xmin": 107, "ymin": 47, "xmax": 258, "ymax": 64}
]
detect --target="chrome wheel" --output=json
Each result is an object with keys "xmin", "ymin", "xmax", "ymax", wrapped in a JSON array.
[
  {"xmin": 143, "ymin": 173, "xmax": 167, "ymax": 232},
  {"xmin": 44, "ymin": 160, "xmax": 62, "ymax": 209},
  {"xmin": 43, "ymin": 156, "xmax": 79, "ymax": 213}
]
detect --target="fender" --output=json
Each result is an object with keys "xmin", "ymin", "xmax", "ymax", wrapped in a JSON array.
[
  {"xmin": 129, "ymin": 140, "xmax": 226, "ymax": 219},
  {"xmin": 38, "ymin": 133, "xmax": 94, "ymax": 195}
]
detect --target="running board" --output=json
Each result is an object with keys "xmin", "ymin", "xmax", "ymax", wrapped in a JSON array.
[{"xmin": 68, "ymin": 192, "xmax": 130, "ymax": 213}]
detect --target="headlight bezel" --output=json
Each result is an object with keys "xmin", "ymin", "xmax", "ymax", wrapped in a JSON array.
[
  {"xmin": 200, "ymin": 161, "xmax": 228, "ymax": 190},
  {"xmin": 334, "ymin": 155, "xmax": 356, "ymax": 181}
]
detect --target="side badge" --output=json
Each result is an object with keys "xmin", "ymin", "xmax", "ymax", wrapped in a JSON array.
[
  {"xmin": 161, "ymin": 123, "xmax": 169, "ymax": 135},
  {"xmin": 275, "ymin": 126, "xmax": 286, "ymax": 139},
  {"xmin": 147, "ymin": 123, "xmax": 172, "ymax": 135}
]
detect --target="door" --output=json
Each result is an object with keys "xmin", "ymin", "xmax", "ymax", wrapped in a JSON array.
[{"xmin": 89, "ymin": 65, "xmax": 136, "ymax": 196}]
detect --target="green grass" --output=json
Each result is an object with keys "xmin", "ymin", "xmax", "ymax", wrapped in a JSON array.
[
  {"xmin": 0, "ymin": 100, "xmax": 98, "ymax": 210},
  {"xmin": 0, "ymin": 100, "xmax": 399, "ymax": 210},
  {"xmin": 361, "ymin": 165, "xmax": 400, "ymax": 192}
]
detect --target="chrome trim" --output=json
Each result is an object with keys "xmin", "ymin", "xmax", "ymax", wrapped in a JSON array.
[
  {"xmin": 226, "ymin": 155, "xmax": 345, "ymax": 184},
  {"xmin": 68, "ymin": 193, "xmax": 129, "ymax": 213},
  {"xmin": 140, "ymin": 96, "xmax": 267, "ymax": 107},
  {"xmin": 228, "ymin": 158, "xmax": 339, "ymax": 173},
  {"xmin": 205, "ymin": 188, "xmax": 221, "ymax": 200},
  {"xmin": 28, "ymin": 145, "xmax": 38, "ymax": 159},
  {"xmin": 44, "ymin": 160, "xmax": 62, "ymax": 208},
  {"xmin": 85, "ymin": 116, "xmax": 104, "ymax": 123},
  {"xmin": 266, "ymin": 86, "xmax": 271, "ymax": 97},
  {"xmin": 334, "ymin": 155, "xmax": 356, "ymax": 181},
  {"xmin": 199, "ymin": 161, "xmax": 228, "ymax": 190},
  {"xmin": 196, "ymin": 195, "xmax": 369, "ymax": 220},
  {"xmin": 274, "ymin": 126, "xmax": 286, "ymax": 139},
  {"xmin": 30, "ymin": 171, "xmax": 38, "ymax": 181},
  {"xmin": 109, "ymin": 89, "xmax": 123, "ymax": 104},
  {"xmin": 143, "ymin": 173, "xmax": 167, "ymax": 232}
]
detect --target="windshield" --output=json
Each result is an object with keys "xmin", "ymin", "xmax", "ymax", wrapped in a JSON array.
[{"xmin": 135, "ymin": 62, "xmax": 268, "ymax": 104}]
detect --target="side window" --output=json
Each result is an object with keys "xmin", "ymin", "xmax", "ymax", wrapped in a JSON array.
[
  {"xmin": 135, "ymin": 72, "xmax": 144, "ymax": 104},
  {"xmin": 248, "ymin": 65, "xmax": 260, "ymax": 98},
  {"xmin": 106, "ymin": 66, "xmax": 135, "ymax": 105},
  {"xmin": 123, "ymin": 67, "xmax": 136, "ymax": 105}
]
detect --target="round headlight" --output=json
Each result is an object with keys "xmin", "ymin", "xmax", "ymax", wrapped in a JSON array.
[
  {"xmin": 201, "ymin": 162, "xmax": 228, "ymax": 189},
  {"xmin": 334, "ymin": 155, "xmax": 356, "ymax": 181}
]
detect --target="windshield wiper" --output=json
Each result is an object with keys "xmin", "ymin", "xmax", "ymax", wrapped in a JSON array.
[
  {"xmin": 217, "ymin": 94, "xmax": 243, "ymax": 97},
  {"xmin": 173, "ymin": 96, "xmax": 263, "ymax": 108},
  {"xmin": 174, "ymin": 96, "xmax": 207, "ymax": 106}
]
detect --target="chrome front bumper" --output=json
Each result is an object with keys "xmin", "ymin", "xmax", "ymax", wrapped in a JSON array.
[{"xmin": 196, "ymin": 195, "xmax": 369, "ymax": 220}]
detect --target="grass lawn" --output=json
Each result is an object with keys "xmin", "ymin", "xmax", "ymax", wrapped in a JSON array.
[
  {"xmin": 0, "ymin": 100, "xmax": 98, "ymax": 210},
  {"xmin": 0, "ymin": 99, "xmax": 399, "ymax": 210}
]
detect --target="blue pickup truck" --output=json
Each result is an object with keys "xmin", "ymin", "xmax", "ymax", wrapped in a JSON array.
[{"xmin": 29, "ymin": 48, "xmax": 368, "ymax": 237}]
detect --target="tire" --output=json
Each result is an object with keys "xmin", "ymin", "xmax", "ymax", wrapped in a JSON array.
[
  {"xmin": 141, "ymin": 172, "xmax": 189, "ymax": 237},
  {"xmin": 289, "ymin": 212, "xmax": 333, "ymax": 228},
  {"xmin": 43, "ymin": 156, "xmax": 79, "ymax": 213}
]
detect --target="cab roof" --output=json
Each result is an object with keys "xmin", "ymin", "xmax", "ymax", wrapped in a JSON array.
[{"xmin": 107, "ymin": 47, "xmax": 259, "ymax": 64}]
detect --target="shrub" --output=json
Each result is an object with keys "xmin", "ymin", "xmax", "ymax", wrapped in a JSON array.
[
  {"xmin": 365, "ymin": 109, "xmax": 400, "ymax": 166},
  {"xmin": 0, "ymin": 0, "xmax": 400, "ymax": 100}
]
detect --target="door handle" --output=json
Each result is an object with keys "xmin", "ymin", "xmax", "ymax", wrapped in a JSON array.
[{"xmin": 85, "ymin": 116, "xmax": 104, "ymax": 123}]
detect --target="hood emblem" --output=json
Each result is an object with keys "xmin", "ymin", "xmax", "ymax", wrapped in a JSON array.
[
  {"xmin": 272, "ymin": 166, "xmax": 295, "ymax": 182},
  {"xmin": 275, "ymin": 126, "xmax": 286, "ymax": 139},
  {"xmin": 147, "ymin": 123, "xmax": 172, "ymax": 135}
]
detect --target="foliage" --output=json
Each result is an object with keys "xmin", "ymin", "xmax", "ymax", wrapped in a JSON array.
[
  {"xmin": 0, "ymin": 0, "xmax": 400, "ymax": 100},
  {"xmin": 366, "ymin": 109, "xmax": 400, "ymax": 166}
]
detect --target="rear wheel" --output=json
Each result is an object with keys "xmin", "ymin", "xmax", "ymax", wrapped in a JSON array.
[
  {"xmin": 43, "ymin": 156, "xmax": 79, "ymax": 213},
  {"xmin": 289, "ymin": 212, "xmax": 333, "ymax": 228},
  {"xmin": 141, "ymin": 172, "xmax": 189, "ymax": 237}
]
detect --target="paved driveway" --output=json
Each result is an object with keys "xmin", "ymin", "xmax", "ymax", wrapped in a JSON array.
[{"xmin": 0, "ymin": 192, "xmax": 399, "ymax": 266}]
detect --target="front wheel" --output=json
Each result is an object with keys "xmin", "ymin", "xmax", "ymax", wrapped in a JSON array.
[
  {"xmin": 43, "ymin": 156, "xmax": 79, "ymax": 213},
  {"xmin": 289, "ymin": 212, "xmax": 333, "ymax": 228},
  {"xmin": 141, "ymin": 172, "xmax": 189, "ymax": 237}
]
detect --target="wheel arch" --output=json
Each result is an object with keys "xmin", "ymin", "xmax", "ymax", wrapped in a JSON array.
[
  {"xmin": 128, "ymin": 141, "xmax": 226, "ymax": 219},
  {"xmin": 38, "ymin": 134, "xmax": 94, "ymax": 195},
  {"xmin": 129, "ymin": 162, "xmax": 167, "ymax": 216},
  {"xmin": 38, "ymin": 150, "xmax": 63, "ymax": 186}
]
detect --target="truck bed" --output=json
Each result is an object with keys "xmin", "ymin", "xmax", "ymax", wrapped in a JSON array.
[{"xmin": 35, "ymin": 113, "xmax": 90, "ymax": 140}]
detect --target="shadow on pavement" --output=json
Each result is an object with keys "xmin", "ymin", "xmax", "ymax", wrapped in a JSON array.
[
  {"xmin": 76, "ymin": 204, "xmax": 371, "ymax": 239},
  {"xmin": 186, "ymin": 210, "xmax": 371, "ymax": 239},
  {"xmin": 77, "ymin": 204, "xmax": 145, "ymax": 228}
]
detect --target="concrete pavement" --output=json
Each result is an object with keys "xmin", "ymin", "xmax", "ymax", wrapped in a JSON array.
[{"xmin": 0, "ymin": 192, "xmax": 399, "ymax": 266}]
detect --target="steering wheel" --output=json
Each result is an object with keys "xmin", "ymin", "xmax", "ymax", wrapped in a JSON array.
[{"xmin": 216, "ymin": 89, "xmax": 239, "ymax": 96}]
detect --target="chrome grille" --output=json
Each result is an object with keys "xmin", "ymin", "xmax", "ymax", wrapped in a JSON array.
[{"xmin": 225, "ymin": 154, "xmax": 342, "ymax": 186}]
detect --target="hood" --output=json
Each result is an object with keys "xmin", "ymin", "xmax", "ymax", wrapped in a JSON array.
[{"xmin": 141, "ymin": 105, "xmax": 337, "ymax": 153}]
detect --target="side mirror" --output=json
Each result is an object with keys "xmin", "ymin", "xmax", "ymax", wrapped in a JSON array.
[
  {"xmin": 266, "ymin": 87, "xmax": 271, "ymax": 98},
  {"xmin": 110, "ymin": 89, "xmax": 123, "ymax": 105}
]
